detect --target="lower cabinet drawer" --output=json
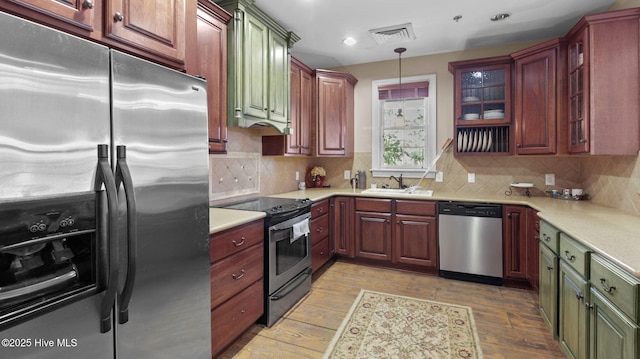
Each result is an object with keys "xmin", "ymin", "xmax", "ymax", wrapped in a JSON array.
[
  {"xmin": 559, "ymin": 233, "xmax": 590, "ymax": 277},
  {"xmin": 311, "ymin": 237, "xmax": 330, "ymax": 273},
  {"xmin": 310, "ymin": 214, "xmax": 329, "ymax": 246},
  {"xmin": 211, "ymin": 244, "xmax": 264, "ymax": 308},
  {"xmin": 590, "ymin": 254, "xmax": 640, "ymax": 322},
  {"xmin": 211, "ymin": 279, "xmax": 264, "ymax": 357}
]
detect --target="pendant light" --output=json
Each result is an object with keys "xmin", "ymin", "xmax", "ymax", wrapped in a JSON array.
[{"xmin": 395, "ymin": 47, "xmax": 406, "ymax": 119}]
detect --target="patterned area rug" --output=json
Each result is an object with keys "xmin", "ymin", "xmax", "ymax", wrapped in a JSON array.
[{"xmin": 323, "ymin": 290, "xmax": 484, "ymax": 359}]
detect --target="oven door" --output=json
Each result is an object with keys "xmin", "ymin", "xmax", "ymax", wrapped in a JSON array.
[{"xmin": 267, "ymin": 212, "xmax": 312, "ymax": 294}]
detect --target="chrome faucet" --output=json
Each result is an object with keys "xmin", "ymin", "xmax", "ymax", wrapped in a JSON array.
[{"xmin": 389, "ymin": 174, "xmax": 404, "ymax": 189}]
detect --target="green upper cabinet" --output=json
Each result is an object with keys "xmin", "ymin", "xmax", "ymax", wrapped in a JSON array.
[{"xmin": 217, "ymin": 0, "xmax": 300, "ymax": 133}]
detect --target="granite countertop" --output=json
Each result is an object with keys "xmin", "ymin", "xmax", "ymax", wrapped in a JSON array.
[{"xmin": 210, "ymin": 188, "xmax": 640, "ymax": 279}]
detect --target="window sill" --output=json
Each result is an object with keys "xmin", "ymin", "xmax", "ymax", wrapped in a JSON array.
[{"xmin": 371, "ymin": 169, "xmax": 436, "ymax": 179}]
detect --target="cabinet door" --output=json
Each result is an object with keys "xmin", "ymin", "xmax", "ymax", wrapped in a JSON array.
[
  {"xmin": 330, "ymin": 197, "xmax": 353, "ymax": 257},
  {"xmin": 559, "ymin": 261, "xmax": 589, "ymax": 359},
  {"xmin": 590, "ymin": 288, "xmax": 639, "ymax": 359},
  {"xmin": 540, "ymin": 243, "xmax": 559, "ymax": 338},
  {"xmin": 105, "ymin": 0, "xmax": 186, "ymax": 64},
  {"xmin": 194, "ymin": 3, "xmax": 229, "ymax": 153},
  {"xmin": 394, "ymin": 214, "xmax": 437, "ymax": 268},
  {"xmin": 567, "ymin": 29, "xmax": 589, "ymax": 153},
  {"xmin": 317, "ymin": 76, "xmax": 346, "ymax": 156},
  {"xmin": 514, "ymin": 46, "xmax": 557, "ymax": 154},
  {"xmin": 268, "ymin": 31, "xmax": 288, "ymax": 125},
  {"xmin": 0, "ymin": 0, "xmax": 97, "ymax": 32},
  {"xmin": 287, "ymin": 59, "xmax": 312, "ymax": 155},
  {"xmin": 297, "ymin": 68, "xmax": 313, "ymax": 155},
  {"xmin": 504, "ymin": 206, "xmax": 528, "ymax": 279},
  {"xmin": 242, "ymin": 12, "xmax": 268, "ymax": 119},
  {"xmin": 354, "ymin": 211, "xmax": 392, "ymax": 261},
  {"xmin": 527, "ymin": 209, "xmax": 540, "ymax": 291}
]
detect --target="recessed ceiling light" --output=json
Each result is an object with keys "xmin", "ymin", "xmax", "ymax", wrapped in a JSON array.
[
  {"xmin": 343, "ymin": 37, "xmax": 357, "ymax": 46},
  {"xmin": 491, "ymin": 13, "xmax": 511, "ymax": 21}
]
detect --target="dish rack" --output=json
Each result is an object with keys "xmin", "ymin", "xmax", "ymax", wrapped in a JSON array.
[{"xmin": 456, "ymin": 126, "xmax": 509, "ymax": 154}]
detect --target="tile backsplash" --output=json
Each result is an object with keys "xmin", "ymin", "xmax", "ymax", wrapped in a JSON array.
[{"xmin": 210, "ymin": 127, "xmax": 640, "ymax": 216}]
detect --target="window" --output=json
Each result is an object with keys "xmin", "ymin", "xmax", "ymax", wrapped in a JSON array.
[{"xmin": 371, "ymin": 74, "xmax": 437, "ymax": 178}]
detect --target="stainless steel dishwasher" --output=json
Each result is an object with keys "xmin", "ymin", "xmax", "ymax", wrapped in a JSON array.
[{"xmin": 438, "ymin": 202, "xmax": 503, "ymax": 285}]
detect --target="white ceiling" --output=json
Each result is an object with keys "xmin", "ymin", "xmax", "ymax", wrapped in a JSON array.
[{"xmin": 254, "ymin": 0, "xmax": 616, "ymax": 69}]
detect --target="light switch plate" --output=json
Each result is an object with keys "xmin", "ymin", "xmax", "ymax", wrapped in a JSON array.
[
  {"xmin": 344, "ymin": 170, "xmax": 351, "ymax": 179},
  {"xmin": 295, "ymin": 171, "xmax": 300, "ymax": 181},
  {"xmin": 435, "ymin": 171, "xmax": 444, "ymax": 182},
  {"xmin": 545, "ymin": 174, "xmax": 555, "ymax": 186},
  {"xmin": 468, "ymin": 173, "xmax": 475, "ymax": 183}
]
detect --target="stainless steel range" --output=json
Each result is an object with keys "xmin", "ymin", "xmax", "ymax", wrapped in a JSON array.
[{"xmin": 223, "ymin": 197, "xmax": 313, "ymax": 326}]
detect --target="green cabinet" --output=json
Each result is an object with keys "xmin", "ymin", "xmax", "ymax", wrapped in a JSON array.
[
  {"xmin": 539, "ymin": 221, "xmax": 640, "ymax": 359},
  {"xmin": 539, "ymin": 220, "xmax": 561, "ymax": 338},
  {"xmin": 590, "ymin": 288, "xmax": 639, "ymax": 359},
  {"xmin": 559, "ymin": 261, "xmax": 590, "ymax": 359},
  {"xmin": 540, "ymin": 240, "xmax": 559, "ymax": 338},
  {"xmin": 589, "ymin": 254, "xmax": 640, "ymax": 359},
  {"xmin": 217, "ymin": 0, "xmax": 299, "ymax": 133}
]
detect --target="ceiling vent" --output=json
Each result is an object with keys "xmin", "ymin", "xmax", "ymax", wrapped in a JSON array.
[{"xmin": 369, "ymin": 23, "xmax": 416, "ymax": 45}]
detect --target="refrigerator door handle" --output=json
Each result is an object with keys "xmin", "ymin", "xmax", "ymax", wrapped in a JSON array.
[
  {"xmin": 94, "ymin": 144, "xmax": 119, "ymax": 333},
  {"xmin": 115, "ymin": 145, "xmax": 137, "ymax": 325}
]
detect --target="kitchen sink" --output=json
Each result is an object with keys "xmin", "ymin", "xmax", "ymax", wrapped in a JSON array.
[{"xmin": 361, "ymin": 187, "xmax": 434, "ymax": 197}]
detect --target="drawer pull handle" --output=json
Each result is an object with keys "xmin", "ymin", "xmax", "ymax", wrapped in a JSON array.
[
  {"xmin": 600, "ymin": 278, "xmax": 616, "ymax": 293},
  {"xmin": 546, "ymin": 265, "xmax": 553, "ymax": 271},
  {"xmin": 232, "ymin": 237, "xmax": 245, "ymax": 247},
  {"xmin": 316, "ymin": 207, "xmax": 324, "ymax": 213},
  {"xmin": 316, "ymin": 227, "xmax": 324, "ymax": 233},
  {"xmin": 564, "ymin": 251, "xmax": 576, "ymax": 262},
  {"xmin": 544, "ymin": 235, "xmax": 550, "ymax": 242},
  {"xmin": 231, "ymin": 269, "xmax": 245, "ymax": 280}
]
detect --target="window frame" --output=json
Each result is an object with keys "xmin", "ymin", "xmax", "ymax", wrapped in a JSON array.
[{"xmin": 371, "ymin": 74, "xmax": 437, "ymax": 178}]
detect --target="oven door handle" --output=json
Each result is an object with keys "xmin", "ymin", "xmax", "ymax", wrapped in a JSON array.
[
  {"xmin": 270, "ymin": 267, "xmax": 312, "ymax": 301},
  {"xmin": 94, "ymin": 144, "xmax": 119, "ymax": 334},
  {"xmin": 268, "ymin": 212, "xmax": 311, "ymax": 231},
  {"xmin": 115, "ymin": 145, "xmax": 137, "ymax": 325}
]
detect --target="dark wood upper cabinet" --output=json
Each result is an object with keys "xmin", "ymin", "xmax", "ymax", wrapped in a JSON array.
[
  {"xmin": 186, "ymin": 1, "xmax": 231, "ymax": 153},
  {"xmin": 0, "ymin": 0, "xmax": 98, "ymax": 33},
  {"xmin": 104, "ymin": 0, "xmax": 187, "ymax": 66},
  {"xmin": 512, "ymin": 38, "xmax": 567, "ymax": 155},
  {"xmin": 564, "ymin": 8, "xmax": 640, "ymax": 155},
  {"xmin": 1, "ymin": 0, "xmax": 193, "ymax": 69},
  {"xmin": 316, "ymin": 70, "xmax": 357, "ymax": 157}
]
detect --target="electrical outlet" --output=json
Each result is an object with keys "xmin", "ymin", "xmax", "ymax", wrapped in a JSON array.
[
  {"xmin": 468, "ymin": 173, "xmax": 476, "ymax": 183},
  {"xmin": 545, "ymin": 174, "xmax": 555, "ymax": 186},
  {"xmin": 344, "ymin": 170, "xmax": 351, "ymax": 179},
  {"xmin": 435, "ymin": 171, "xmax": 444, "ymax": 182},
  {"xmin": 295, "ymin": 171, "xmax": 299, "ymax": 181}
]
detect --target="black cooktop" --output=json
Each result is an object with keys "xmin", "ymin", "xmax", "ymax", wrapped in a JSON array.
[{"xmin": 222, "ymin": 197, "xmax": 312, "ymax": 217}]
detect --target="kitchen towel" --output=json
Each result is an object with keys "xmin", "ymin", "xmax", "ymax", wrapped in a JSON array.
[{"xmin": 292, "ymin": 218, "xmax": 310, "ymax": 243}]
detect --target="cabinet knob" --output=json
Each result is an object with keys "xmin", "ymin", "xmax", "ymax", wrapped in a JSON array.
[
  {"xmin": 114, "ymin": 12, "xmax": 124, "ymax": 22},
  {"xmin": 516, "ymin": 143, "xmax": 521, "ymax": 147},
  {"xmin": 82, "ymin": 0, "xmax": 94, "ymax": 9}
]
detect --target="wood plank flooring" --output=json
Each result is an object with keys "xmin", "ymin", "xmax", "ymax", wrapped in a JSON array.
[{"xmin": 219, "ymin": 261, "xmax": 565, "ymax": 358}]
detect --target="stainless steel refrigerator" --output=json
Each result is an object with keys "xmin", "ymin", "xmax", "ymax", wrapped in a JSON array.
[{"xmin": 0, "ymin": 12, "xmax": 211, "ymax": 358}]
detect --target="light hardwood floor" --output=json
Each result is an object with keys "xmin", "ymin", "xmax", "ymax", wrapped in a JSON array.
[{"xmin": 220, "ymin": 261, "xmax": 565, "ymax": 358}]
